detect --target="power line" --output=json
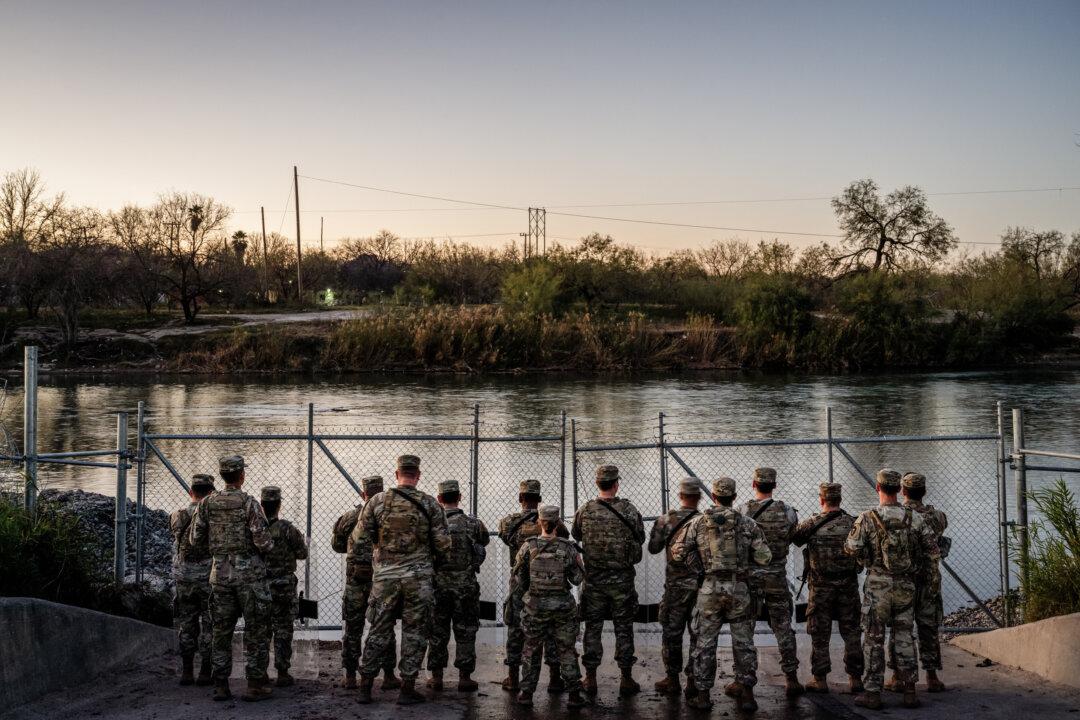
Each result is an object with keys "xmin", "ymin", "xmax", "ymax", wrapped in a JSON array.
[
  {"xmin": 298, "ymin": 174, "xmax": 524, "ymax": 212},
  {"xmin": 546, "ymin": 210, "xmax": 843, "ymax": 238}
]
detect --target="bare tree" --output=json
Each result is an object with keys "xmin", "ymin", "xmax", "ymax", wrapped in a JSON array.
[
  {"xmin": 698, "ymin": 239, "xmax": 754, "ymax": 277},
  {"xmin": 44, "ymin": 207, "xmax": 108, "ymax": 348},
  {"xmin": 0, "ymin": 169, "xmax": 66, "ymax": 317},
  {"xmin": 831, "ymin": 179, "xmax": 956, "ymax": 272},
  {"xmin": 1000, "ymin": 226, "xmax": 1066, "ymax": 279},
  {"xmin": 109, "ymin": 205, "xmax": 167, "ymax": 316}
]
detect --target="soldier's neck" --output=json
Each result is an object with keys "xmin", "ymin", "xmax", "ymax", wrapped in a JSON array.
[
  {"xmin": 442, "ymin": 504, "xmax": 460, "ymax": 511},
  {"xmin": 521, "ymin": 504, "xmax": 539, "ymax": 512},
  {"xmin": 597, "ymin": 490, "xmax": 617, "ymax": 500},
  {"xmin": 753, "ymin": 491, "xmax": 773, "ymax": 501}
]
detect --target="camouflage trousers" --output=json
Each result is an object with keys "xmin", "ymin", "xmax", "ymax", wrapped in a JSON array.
[
  {"xmin": 658, "ymin": 583, "xmax": 697, "ymax": 677},
  {"xmin": 748, "ymin": 569, "xmax": 799, "ymax": 674},
  {"xmin": 210, "ymin": 580, "xmax": 271, "ymax": 681},
  {"xmin": 503, "ymin": 592, "xmax": 559, "ymax": 668},
  {"xmin": 806, "ymin": 580, "xmax": 863, "ymax": 677},
  {"xmin": 269, "ymin": 577, "xmax": 298, "ymax": 673},
  {"xmin": 888, "ymin": 577, "xmax": 943, "ymax": 672},
  {"xmin": 861, "ymin": 574, "xmax": 916, "ymax": 693},
  {"xmin": 520, "ymin": 597, "xmax": 583, "ymax": 694},
  {"xmin": 580, "ymin": 580, "xmax": 638, "ymax": 670},
  {"xmin": 341, "ymin": 580, "xmax": 397, "ymax": 673},
  {"xmin": 690, "ymin": 577, "xmax": 757, "ymax": 690},
  {"xmin": 361, "ymin": 574, "xmax": 433, "ymax": 679},
  {"xmin": 428, "ymin": 575, "xmax": 481, "ymax": 673},
  {"xmin": 174, "ymin": 579, "xmax": 211, "ymax": 660}
]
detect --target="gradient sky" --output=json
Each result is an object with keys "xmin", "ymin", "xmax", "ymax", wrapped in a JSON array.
[{"xmin": 2, "ymin": 0, "xmax": 1078, "ymax": 254}]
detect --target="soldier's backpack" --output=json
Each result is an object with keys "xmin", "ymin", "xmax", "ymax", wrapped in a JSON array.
[
  {"xmin": 331, "ymin": 507, "xmax": 360, "ymax": 554},
  {"xmin": 527, "ymin": 538, "xmax": 568, "ymax": 593},
  {"xmin": 442, "ymin": 511, "xmax": 475, "ymax": 572},
  {"xmin": 868, "ymin": 507, "xmax": 916, "ymax": 575},
  {"xmin": 704, "ymin": 509, "xmax": 740, "ymax": 574}
]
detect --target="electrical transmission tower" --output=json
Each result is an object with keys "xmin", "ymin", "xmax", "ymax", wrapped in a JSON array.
[{"xmin": 526, "ymin": 207, "xmax": 546, "ymax": 258}]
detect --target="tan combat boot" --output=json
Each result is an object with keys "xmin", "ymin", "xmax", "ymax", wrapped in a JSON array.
[
  {"xmin": 583, "ymin": 668, "xmax": 598, "ymax": 695},
  {"xmin": 724, "ymin": 680, "xmax": 744, "ymax": 699},
  {"xmin": 426, "ymin": 670, "xmax": 443, "ymax": 691},
  {"xmin": 458, "ymin": 672, "xmax": 478, "ymax": 692},
  {"xmin": 567, "ymin": 689, "xmax": 589, "ymax": 708},
  {"xmin": 683, "ymin": 674, "xmax": 698, "ymax": 699},
  {"xmin": 848, "ymin": 674, "xmax": 864, "ymax": 694},
  {"xmin": 654, "ymin": 674, "xmax": 681, "ymax": 695},
  {"xmin": 739, "ymin": 685, "xmax": 759, "ymax": 712},
  {"xmin": 926, "ymin": 669, "xmax": 946, "ymax": 693},
  {"xmin": 805, "ymin": 674, "xmax": 830, "ymax": 693},
  {"xmin": 356, "ymin": 675, "xmax": 374, "ymax": 704},
  {"xmin": 397, "ymin": 676, "xmax": 425, "ymax": 706},
  {"xmin": 501, "ymin": 665, "xmax": 520, "ymax": 692},
  {"xmin": 179, "ymin": 655, "xmax": 195, "ymax": 686},
  {"xmin": 196, "ymin": 658, "xmax": 212, "ymax": 686},
  {"xmin": 883, "ymin": 673, "xmax": 903, "ymax": 692},
  {"xmin": 854, "ymin": 690, "xmax": 883, "ymax": 710},
  {"xmin": 241, "ymin": 677, "xmax": 272, "ymax": 702},
  {"xmin": 382, "ymin": 668, "xmax": 401, "ymax": 690},
  {"xmin": 619, "ymin": 666, "xmax": 641, "ymax": 696},
  {"xmin": 275, "ymin": 670, "xmax": 294, "ymax": 687},
  {"xmin": 547, "ymin": 665, "xmax": 566, "ymax": 693},
  {"xmin": 785, "ymin": 671, "xmax": 805, "ymax": 697},
  {"xmin": 902, "ymin": 681, "xmax": 921, "ymax": 709},
  {"xmin": 212, "ymin": 677, "xmax": 232, "ymax": 701}
]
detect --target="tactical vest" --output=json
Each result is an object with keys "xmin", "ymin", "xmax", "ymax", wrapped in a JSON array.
[
  {"xmin": 527, "ymin": 538, "xmax": 568, "ymax": 593},
  {"xmin": 207, "ymin": 490, "xmax": 250, "ymax": 556},
  {"xmin": 265, "ymin": 519, "xmax": 299, "ymax": 577},
  {"xmin": 806, "ymin": 512, "xmax": 858, "ymax": 581},
  {"xmin": 700, "ymin": 508, "xmax": 741, "ymax": 575},
  {"xmin": 580, "ymin": 500, "xmax": 638, "ymax": 572},
  {"xmin": 749, "ymin": 499, "xmax": 794, "ymax": 565},
  {"xmin": 377, "ymin": 490, "xmax": 425, "ymax": 555},
  {"xmin": 442, "ymin": 510, "xmax": 475, "ymax": 572},
  {"xmin": 508, "ymin": 512, "xmax": 542, "ymax": 560}
]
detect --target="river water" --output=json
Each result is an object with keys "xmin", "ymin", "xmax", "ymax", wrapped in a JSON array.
[{"xmin": 2, "ymin": 369, "xmax": 1077, "ymax": 617}]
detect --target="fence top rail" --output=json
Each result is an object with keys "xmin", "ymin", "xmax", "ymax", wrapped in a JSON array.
[
  {"xmin": 578, "ymin": 432, "xmax": 999, "ymax": 452},
  {"xmin": 144, "ymin": 432, "xmax": 477, "ymax": 442},
  {"xmin": 1017, "ymin": 447, "xmax": 1080, "ymax": 463},
  {"xmin": 573, "ymin": 441, "xmax": 659, "ymax": 453},
  {"xmin": 478, "ymin": 434, "xmax": 562, "ymax": 443}
]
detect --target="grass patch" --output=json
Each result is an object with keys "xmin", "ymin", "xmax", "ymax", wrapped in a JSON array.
[{"xmin": 1020, "ymin": 479, "xmax": 1080, "ymax": 622}]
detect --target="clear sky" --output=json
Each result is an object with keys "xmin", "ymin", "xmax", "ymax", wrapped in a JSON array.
[{"xmin": 2, "ymin": 0, "xmax": 1078, "ymax": 254}]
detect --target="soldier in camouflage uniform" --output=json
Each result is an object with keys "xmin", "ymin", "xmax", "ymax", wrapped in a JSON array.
[
  {"xmin": 170, "ymin": 473, "xmax": 216, "ymax": 686},
  {"xmin": 572, "ymin": 464, "xmax": 645, "ymax": 696},
  {"xmin": 674, "ymin": 477, "xmax": 771, "ymax": 712},
  {"xmin": 845, "ymin": 469, "xmax": 940, "ymax": 711},
  {"xmin": 885, "ymin": 472, "xmax": 948, "ymax": 693},
  {"xmin": 791, "ymin": 482, "xmax": 864, "ymax": 694},
  {"xmin": 188, "ymin": 455, "xmax": 274, "ymax": 702},
  {"xmin": 512, "ymin": 505, "xmax": 589, "ymax": 709},
  {"xmin": 353, "ymin": 454, "xmax": 452, "ymax": 706},
  {"xmin": 259, "ymin": 486, "xmax": 308, "ymax": 687},
  {"xmin": 737, "ymin": 467, "xmax": 803, "ymax": 696},
  {"xmin": 648, "ymin": 476, "xmax": 704, "ymax": 697},
  {"xmin": 497, "ymin": 478, "xmax": 570, "ymax": 694},
  {"xmin": 333, "ymin": 475, "xmax": 399, "ymax": 690},
  {"xmin": 427, "ymin": 479, "xmax": 489, "ymax": 692}
]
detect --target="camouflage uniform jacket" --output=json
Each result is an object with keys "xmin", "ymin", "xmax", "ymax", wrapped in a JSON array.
[
  {"xmin": 352, "ymin": 485, "xmax": 452, "ymax": 581},
  {"xmin": 737, "ymin": 497, "xmax": 798, "ymax": 576},
  {"xmin": 335, "ymin": 505, "xmax": 376, "ymax": 585},
  {"xmin": 498, "ymin": 510, "xmax": 570, "ymax": 566},
  {"xmin": 673, "ymin": 507, "xmax": 771, "ymax": 579},
  {"xmin": 265, "ymin": 516, "xmax": 308, "ymax": 586},
  {"xmin": 170, "ymin": 501, "xmax": 211, "ymax": 583},
  {"xmin": 189, "ymin": 487, "xmax": 273, "ymax": 586},
  {"xmin": 438, "ymin": 508, "xmax": 490, "ymax": 586},
  {"xmin": 844, "ymin": 504, "xmax": 940, "ymax": 581},
  {"xmin": 791, "ymin": 509, "xmax": 860, "ymax": 588},
  {"xmin": 905, "ymin": 500, "xmax": 948, "ymax": 580},
  {"xmin": 512, "ymin": 536, "xmax": 584, "ymax": 611},
  {"xmin": 648, "ymin": 507, "xmax": 701, "ymax": 589},
  {"xmin": 572, "ymin": 497, "xmax": 645, "ymax": 584}
]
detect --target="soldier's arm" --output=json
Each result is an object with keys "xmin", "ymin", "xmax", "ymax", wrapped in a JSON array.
[
  {"xmin": 474, "ymin": 519, "xmax": 491, "ymax": 547},
  {"xmin": 568, "ymin": 547, "xmax": 585, "ymax": 587},
  {"xmin": 786, "ymin": 506, "xmax": 799, "ymax": 540},
  {"xmin": 843, "ymin": 514, "xmax": 867, "ymax": 559},
  {"xmin": 429, "ymin": 498, "xmax": 453, "ymax": 557},
  {"xmin": 188, "ymin": 498, "xmax": 208, "ymax": 549},
  {"xmin": 248, "ymin": 498, "xmax": 274, "ymax": 554},
  {"xmin": 749, "ymin": 520, "xmax": 772, "ymax": 566},
  {"xmin": 790, "ymin": 516, "xmax": 815, "ymax": 547},
  {"xmin": 632, "ymin": 506, "xmax": 646, "ymax": 545},
  {"xmin": 351, "ymin": 499, "xmax": 378, "ymax": 553},
  {"xmin": 556, "ymin": 520, "xmax": 570, "ymax": 539},
  {"xmin": 510, "ymin": 544, "xmax": 530, "ymax": 596},
  {"xmin": 497, "ymin": 516, "xmax": 513, "ymax": 547},
  {"xmin": 169, "ymin": 510, "xmax": 184, "ymax": 543},
  {"xmin": 571, "ymin": 508, "xmax": 583, "ymax": 542},
  {"xmin": 939, "ymin": 509, "xmax": 949, "ymax": 534},
  {"xmin": 289, "ymin": 522, "xmax": 309, "ymax": 561},
  {"xmin": 647, "ymin": 516, "xmax": 667, "ymax": 555}
]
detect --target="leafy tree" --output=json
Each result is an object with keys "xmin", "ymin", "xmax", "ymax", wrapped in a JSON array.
[{"xmin": 501, "ymin": 262, "xmax": 563, "ymax": 315}]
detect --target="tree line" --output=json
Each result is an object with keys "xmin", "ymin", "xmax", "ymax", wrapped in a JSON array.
[{"xmin": 2, "ymin": 168, "xmax": 1078, "ymax": 365}]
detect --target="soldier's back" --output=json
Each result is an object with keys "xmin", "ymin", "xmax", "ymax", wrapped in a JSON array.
[
  {"xmin": 739, "ymin": 497, "xmax": 797, "ymax": 570},
  {"xmin": 574, "ymin": 497, "xmax": 643, "ymax": 581}
]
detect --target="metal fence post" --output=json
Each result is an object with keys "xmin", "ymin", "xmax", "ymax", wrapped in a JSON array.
[
  {"xmin": 23, "ymin": 345, "xmax": 38, "ymax": 513},
  {"xmin": 470, "ymin": 403, "xmax": 480, "ymax": 516},
  {"xmin": 825, "ymin": 405, "xmax": 834, "ymax": 483},
  {"xmin": 134, "ymin": 401, "xmax": 146, "ymax": 583},
  {"xmin": 996, "ymin": 401, "xmax": 1011, "ymax": 625},
  {"xmin": 114, "ymin": 412, "xmax": 129, "ymax": 585},
  {"xmin": 559, "ymin": 410, "xmax": 567, "ymax": 513},
  {"xmin": 1011, "ymin": 408, "xmax": 1028, "ymax": 608},
  {"xmin": 658, "ymin": 412, "xmax": 669, "ymax": 514},
  {"xmin": 305, "ymin": 403, "xmax": 314, "ymax": 592},
  {"xmin": 570, "ymin": 419, "xmax": 579, "ymax": 512}
]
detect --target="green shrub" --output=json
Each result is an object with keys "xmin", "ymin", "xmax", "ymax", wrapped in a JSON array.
[
  {"xmin": 734, "ymin": 275, "xmax": 814, "ymax": 366},
  {"xmin": 1020, "ymin": 480, "xmax": 1080, "ymax": 622},
  {"xmin": 501, "ymin": 263, "xmax": 563, "ymax": 316}
]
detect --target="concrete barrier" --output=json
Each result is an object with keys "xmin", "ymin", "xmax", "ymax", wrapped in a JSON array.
[
  {"xmin": 951, "ymin": 612, "xmax": 1080, "ymax": 689},
  {"xmin": 0, "ymin": 597, "xmax": 174, "ymax": 710}
]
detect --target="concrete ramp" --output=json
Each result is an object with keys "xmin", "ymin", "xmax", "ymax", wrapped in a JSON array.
[
  {"xmin": 0, "ymin": 597, "xmax": 174, "ymax": 710},
  {"xmin": 951, "ymin": 612, "xmax": 1080, "ymax": 689}
]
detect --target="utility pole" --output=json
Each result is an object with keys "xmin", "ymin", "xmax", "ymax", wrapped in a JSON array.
[
  {"xmin": 519, "ymin": 231, "xmax": 529, "ymax": 260},
  {"xmin": 293, "ymin": 166, "xmax": 303, "ymax": 302},
  {"xmin": 528, "ymin": 207, "xmax": 546, "ymax": 257},
  {"xmin": 320, "ymin": 216, "xmax": 324, "ymax": 253},
  {"xmin": 260, "ymin": 206, "xmax": 269, "ymax": 303}
]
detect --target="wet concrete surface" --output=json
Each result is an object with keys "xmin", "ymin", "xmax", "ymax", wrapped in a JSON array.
[{"xmin": 5, "ymin": 628, "xmax": 1080, "ymax": 719}]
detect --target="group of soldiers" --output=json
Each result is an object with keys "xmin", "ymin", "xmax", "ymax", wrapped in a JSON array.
[{"xmin": 169, "ymin": 452, "xmax": 950, "ymax": 713}]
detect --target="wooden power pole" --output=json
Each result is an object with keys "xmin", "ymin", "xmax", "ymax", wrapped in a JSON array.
[
  {"xmin": 260, "ymin": 206, "xmax": 269, "ymax": 302},
  {"xmin": 320, "ymin": 216, "xmax": 324, "ymax": 252},
  {"xmin": 293, "ymin": 166, "xmax": 303, "ymax": 302}
]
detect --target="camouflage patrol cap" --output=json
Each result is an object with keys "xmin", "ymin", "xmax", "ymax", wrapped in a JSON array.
[
  {"xmin": 819, "ymin": 482, "xmax": 842, "ymax": 501},
  {"xmin": 679, "ymin": 477, "xmax": 703, "ymax": 495},
  {"xmin": 219, "ymin": 455, "xmax": 244, "ymax": 474},
  {"xmin": 753, "ymin": 467, "xmax": 777, "ymax": 483},
  {"xmin": 712, "ymin": 477, "xmax": 737, "ymax": 498},
  {"xmin": 519, "ymin": 479, "xmax": 542, "ymax": 496},
  {"xmin": 360, "ymin": 475, "xmax": 383, "ymax": 494},
  {"xmin": 260, "ymin": 485, "xmax": 281, "ymax": 502},
  {"xmin": 538, "ymin": 505, "xmax": 560, "ymax": 522},
  {"xmin": 876, "ymin": 468, "xmax": 902, "ymax": 489},
  {"xmin": 595, "ymin": 465, "xmax": 620, "ymax": 484},
  {"xmin": 901, "ymin": 472, "xmax": 926, "ymax": 490},
  {"xmin": 437, "ymin": 479, "xmax": 460, "ymax": 496},
  {"xmin": 191, "ymin": 473, "xmax": 215, "ymax": 491},
  {"xmin": 397, "ymin": 454, "xmax": 420, "ymax": 472}
]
